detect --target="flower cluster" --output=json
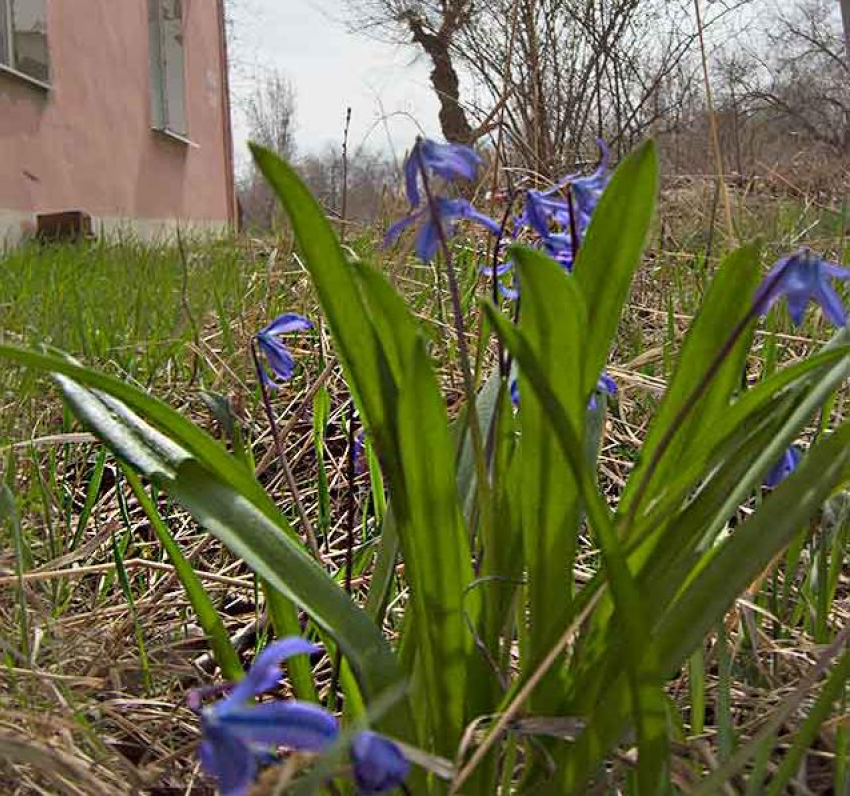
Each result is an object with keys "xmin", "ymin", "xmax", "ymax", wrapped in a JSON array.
[
  {"xmin": 384, "ymin": 138, "xmax": 499, "ymax": 262},
  {"xmin": 521, "ymin": 139, "xmax": 610, "ymax": 272},
  {"xmin": 480, "ymin": 140, "xmax": 611, "ymax": 299},
  {"xmin": 192, "ymin": 638, "xmax": 409, "ymax": 796}
]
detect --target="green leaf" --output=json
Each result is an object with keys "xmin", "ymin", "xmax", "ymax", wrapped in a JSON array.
[
  {"xmin": 483, "ymin": 299, "xmax": 669, "ymax": 794},
  {"xmin": 395, "ymin": 337, "xmax": 485, "ymax": 755},
  {"xmin": 574, "ymin": 139, "xmax": 659, "ymax": 393},
  {"xmin": 0, "ymin": 353, "xmax": 414, "ymax": 743},
  {"xmin": 510, "ymin": 246, "xmax": 587, "ymax": 710},
  {"xmin": 619, "ymin": 243, "xmax": 762, "ymax": 520}
]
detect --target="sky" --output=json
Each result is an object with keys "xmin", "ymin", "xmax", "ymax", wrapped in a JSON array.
[{"xmin": 227, "ymin": 0, "xmax": 441, "ymax": 170}]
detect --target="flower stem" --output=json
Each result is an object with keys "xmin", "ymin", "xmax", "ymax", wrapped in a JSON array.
[
  {"xmin": 415, "ymin": 145, "xmax": 493, "ymax": 547},
  {"xmin": 251, "ymin": 340, "xmax": 322, "ymax": 561}
]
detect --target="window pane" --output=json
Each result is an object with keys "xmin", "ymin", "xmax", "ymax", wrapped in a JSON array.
[
  {"xmin": 148, "ymin": 0, "xmax": 166, "ymax": 128},
  {"xmin": 161, "ymin": 0, "xmax": 186, "ymax": 134},
  {"xmin": 0, "ymin": 0, "xmax": 10, "ymax": 67},
  {"xmin": 11, "ymin": 0, "xmax": 49, "ymax": 82}
]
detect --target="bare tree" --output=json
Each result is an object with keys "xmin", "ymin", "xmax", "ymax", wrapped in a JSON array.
[
  {"xmin": 244, "ymin": 69, "xmax": 297, "ymax": 160},
  {"xmin": 238, "ymin": 69, "xmax": 297, "ymax": 230},
  {"xmin": 841, "ymin": 0, "xmax": 850, "ymax": 63},
  {"xmin": 344, "ymin": 0, "xmax": 476, "ymax": 143},
  {"xmin": 724, "ymin": 0, "xmax": 850, "ymax": 153},
  {"xmin": 346, "ymin": 0, "xmax": 748, "ymax": 176}
]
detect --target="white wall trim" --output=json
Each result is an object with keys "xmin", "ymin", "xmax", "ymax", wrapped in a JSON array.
[{"xmin": 1, "ymin": 209, "xmax": 229, "ymax": 247}]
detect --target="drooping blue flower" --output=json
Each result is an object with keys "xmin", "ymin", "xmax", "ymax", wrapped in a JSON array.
[
  {"xmin": 567, "ymin": 139, "xmax": 610, "ymax": 224},
  {"xmin": 405, "ymin": 138, "xmax": 483, "ymax": 207},
  {"xmin": 192, "ymin": 638, "xmax": 411, "ymax": 796},
  {"xmin": 351, "ymin": 731, "xmax": 411, "ymax": 795},
  {"xmin": 753, "ymin": 248, "xmax": 850, "ymax": 327},
  {"xmin": 763, "ymin": 445, "xmax": 803, "ymax": 489},
  {"xmin": 195, "ymin": 638, "xmax": 337, "ymax": 796},
  {"xmin": 384, "ymin": 197, "xmax": 500, "ymax": 262},
  {"xmin": 587, "ymin": 372, "xmax": 618, "ymax": 411},
  {"xmin": 256, "ymin": 313, "xmax": 312, "ymax": 387}
]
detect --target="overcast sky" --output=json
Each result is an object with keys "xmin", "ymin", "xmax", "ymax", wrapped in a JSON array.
[{"xmin": 228, "ymin": 0, "xmax": 441, "ymax": 169}]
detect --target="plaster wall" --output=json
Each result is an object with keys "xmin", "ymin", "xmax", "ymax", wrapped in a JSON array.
[{"xmin": 0, "ymin": 1, "xmax": 234, "ymax": 242}]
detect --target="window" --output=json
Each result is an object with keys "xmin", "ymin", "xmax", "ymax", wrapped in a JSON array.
[
  {"xmin": 0, "ymin": 0, "xmax": 50, "ymax": 85},
  {"xmin": 148, "ymin": 0, "xmax": 187, "ymax": 138}
]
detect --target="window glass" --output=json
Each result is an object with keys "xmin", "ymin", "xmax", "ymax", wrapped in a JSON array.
[
  {"xmin": 148, "ymin": 0, "xmax": 187, "ymax": 136},
  {"xmin": 0, "ymin": 0, "xmax": 10, "ymax": 67},
  {"xmin": 10, "ymin": 0, "xmax": 49, "ymax": 82}
]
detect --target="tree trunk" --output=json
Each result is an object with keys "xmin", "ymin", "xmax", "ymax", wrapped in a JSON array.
[
  {"xmin": 404, "ymin": 13, "xmax": 474, "ymax": 143},
  {"xmin": 842, "ymin": 0, "xmax": 850, "ymax": 65}
]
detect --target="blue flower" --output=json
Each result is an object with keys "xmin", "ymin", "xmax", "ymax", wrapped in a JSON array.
[
  {"xmin": 405, "ymin": 138, "xmax": 483, "ymax": 207},
  {"xmin": 753, "ymin": 248, "xmax": 850, "ymax": 327},
  {"xmin": 256, "ymin": 313, "xmax": 312, "ymax": 387},
  {"xmin": 587, "ymin": 372, "xmax": 618, "ymax": 411},
  {"xmin": 521, "ymin": 140, "xmax": 610, "ymax": 243},
  {"xmin": 384, "ymin": 197, "xmax": 500, "ymax": 263},
  {"xmin": 351, "ymin": 731, "xmax": 411, "ymax": 795},
  {"xmin": 510, "ymin": 371, "xmax": 616, "ymax": 411},
  {"xmin": 196, "ymin": 638, "xmax": 337, "ymax": 796},
  {"xmin": 192, "ymin": 638, "xmax": 411, "ymax": 796},
  {"xmin": 764, "ymin": 445, "xmax": 803, "ymax": 489},
  {"xmin": 487, "ymin": 140, "xmax": 609, "ymax": 290}
]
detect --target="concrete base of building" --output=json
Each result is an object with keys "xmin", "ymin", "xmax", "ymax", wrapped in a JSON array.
[{"xmin": 1, "ymin": 208, "xmax": 230, "ymax": 248}]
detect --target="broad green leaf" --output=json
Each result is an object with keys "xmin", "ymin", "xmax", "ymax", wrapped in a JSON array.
[
  {"xmin": 7, "ymin": 361, "xmax": 414, "ymax": 742},
  {"xmin": 619, "ymin": 243, "xmax": 762, "ymax": 521},
  {"xmin": 574, "ymin": 139, "xmax": 659, "ymax": 394},
  {"xmin": 395, "ymin": 337, "xmax": 487, "ymax": 755},
  {"xmin": 483, "ymin": 300, "xmax": 669, "ymax": 794},
  {"xmin": 510, "ymin": 245, "xmax": 587, "ymax": 712},
  {"xmin": 561, "ymin": 421, "xmax": 850, "ymax": 791}
]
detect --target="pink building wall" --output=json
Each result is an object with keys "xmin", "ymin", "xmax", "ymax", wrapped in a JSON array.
[{"xmin": 0, "ymin": 0, "xmax": 235, "ymax": 243}]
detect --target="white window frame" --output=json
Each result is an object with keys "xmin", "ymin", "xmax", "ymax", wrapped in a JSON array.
[{"xmin": 0, "ymin": 0, "xmax": 51, "ymax": 91}]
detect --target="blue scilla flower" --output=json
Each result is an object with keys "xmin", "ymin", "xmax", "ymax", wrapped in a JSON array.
[
  {"xmin": 405, "ymin": 138, "xmax": 483, "ymax": 207},
  {"xmin": 485, "ymin": 141, "xmax": 609, "ymax": 294},
  {"xmin": 256, "ymin": 313, "xmax": 312, "ymax": 387},
  {"xmin": 587, "ymin": 372, "xmax": 618, "ymax": 412},
  {"xmin": 352, "ymin": 731, "xmax": 411, "ymax": 795},
  {"xmin": 384, "ymin": 196, "xmax": 500, "ymax": 263},
  {"xmin": 522, "ymin": 140, "xmax": 610, "ymax": 242},
  {"xmin": 510, "ymin": 371, "xmax": 616, "ymax": 411},
  {"xmin": 195, "ymin": 638, "xmax": 337, "ymax": 796},
  {"xmin": 192, "ymin": 638, "xmax": 411, "ymax": 796},
  {"xmin": 753, "ymin": 248, "xmax": 850, "ymax": 327},
  {"xmin": 764, "ymin": 445, "xmax": 803, "ymax": 489}
]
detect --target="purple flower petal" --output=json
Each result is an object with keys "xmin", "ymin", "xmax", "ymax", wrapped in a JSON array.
[
  {"xmin": 260, "ymin": 313, "xmax": 312, "ymax": 338},
  {"xmin": 199, "ymin": 724, "xmax": 256, "ymax": 796},
  {"xmin": 383, "ymin": 209, "xmax": 424, "ymax": 249},
  {"xmin": 754, "ymin": 249, "xmax": 850, "ymax": 328},
  {"xmin": 227, "ymin": 638, "xmax": 321, "ymax": 705},
  {"xmin": 415, "ymin": 217, "xmax": 441, "ymax": 262},
  {"xmin": 257, "ymin": 336, "xmax": 296, "ymax": 383},
  {"xmin": 215, "ymin": 701, "xmax": 339, "ymax": 751},
  {"xmin": 351, "ymin": 731, "xmax": 410, "ymax": 795},
  {"xmin": 764, "ymin": 445, "xmax": 803, "ymax": 488}
]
